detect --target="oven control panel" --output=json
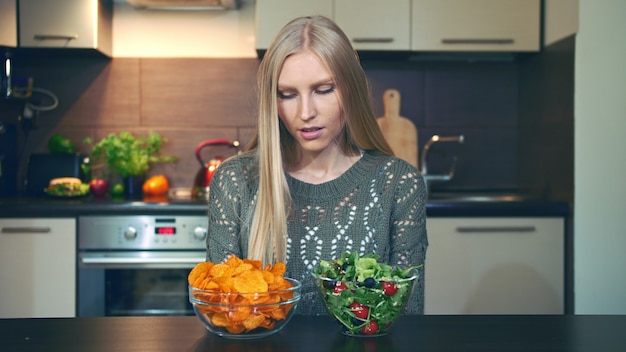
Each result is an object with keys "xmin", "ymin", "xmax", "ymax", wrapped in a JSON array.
[{"xmin": 78, "ymin": 216, "xmax": 208, "ymax": 250}]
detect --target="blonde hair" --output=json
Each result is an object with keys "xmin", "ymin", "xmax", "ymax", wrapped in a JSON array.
[{"xmin": 246, "ymin": 15, "xmax": 393, "ymax": 264}]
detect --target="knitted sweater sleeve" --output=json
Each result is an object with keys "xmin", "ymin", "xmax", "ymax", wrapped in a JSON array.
[
  {"xmin": 387, "ymin": 162, "xmax": 428, "ymax": 314},
  {"xmin": 205, "ymin": 157, "xmax": 247, "ymax": 263}
]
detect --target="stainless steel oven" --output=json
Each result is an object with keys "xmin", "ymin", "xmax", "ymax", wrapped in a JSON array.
[{"xmin": 77, "ymin": 215, "xmax": 207, "ymax": 317}]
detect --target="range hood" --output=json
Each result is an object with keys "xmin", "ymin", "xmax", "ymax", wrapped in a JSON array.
[{"xmin": 126, "ymin": 0, "xmax": 239, "ymax": 10}]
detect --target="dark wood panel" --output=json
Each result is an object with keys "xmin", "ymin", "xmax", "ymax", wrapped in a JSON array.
[
  {"xmin": 60, "ymin": 59, "xmax": 141, "ymax": 128},
  {"xmin": 140, "ymin": 58, "xmax": 258, "ymax": 128}
]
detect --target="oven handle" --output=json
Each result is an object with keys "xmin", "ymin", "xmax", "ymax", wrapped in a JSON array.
[{"xmin": 79, "ymin": 252, "xmax": 206, "ymax": 269}]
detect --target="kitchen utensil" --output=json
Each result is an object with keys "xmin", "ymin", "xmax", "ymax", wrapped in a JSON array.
[
  {"xmin": 376, "ymin": 89, "xmax": 419, "ymax": 168},
  {"xmin": 192, "ymin": 139, "xmax": 239, "ymax": 200}
]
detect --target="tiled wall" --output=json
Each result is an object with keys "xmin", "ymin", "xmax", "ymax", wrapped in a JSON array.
[{"xmin": 1, "ymin": 43, "xmax": 574, "ymax": 200}]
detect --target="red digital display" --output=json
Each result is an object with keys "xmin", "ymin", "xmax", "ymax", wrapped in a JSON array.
[{"xmin": 156, "ymin": 227, "xmax": 176, "ymax": 235}]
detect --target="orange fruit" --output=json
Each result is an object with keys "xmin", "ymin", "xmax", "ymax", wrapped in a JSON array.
[{"xmin": 142, "ymin": 175, "xmax": 169, "ymax": 196}]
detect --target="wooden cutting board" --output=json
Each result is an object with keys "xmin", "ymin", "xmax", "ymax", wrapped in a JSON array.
[{"xmin": 376, "ymin": 89, "xmax": 419, "ymax": 168}]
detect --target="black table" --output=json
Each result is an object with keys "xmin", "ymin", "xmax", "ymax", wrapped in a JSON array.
[{"xmin": 1, "ymin": 315, "xmax": 624, "ymax": 352}]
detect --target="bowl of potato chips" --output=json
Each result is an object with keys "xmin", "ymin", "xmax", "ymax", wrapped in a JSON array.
[{"xmin": 188, "ymin": 255, "xmax": 301, "ymax": 339}]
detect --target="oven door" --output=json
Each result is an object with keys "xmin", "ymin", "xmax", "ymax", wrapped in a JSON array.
[{"xmin": 78, "ymin": 251, "xmax": 205, "ymax": 317}]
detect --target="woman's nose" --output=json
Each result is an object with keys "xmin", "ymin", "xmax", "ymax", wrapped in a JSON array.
[{"xmin": 299, "ymin": 95, "xmax": 316, "ymax": 120}]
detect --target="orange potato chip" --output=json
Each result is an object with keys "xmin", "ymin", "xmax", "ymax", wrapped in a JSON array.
[
  {"xmin": 233, "ymin": 269, "xmax": 268, "ymax": 293},
  {"xmin": 242, "ymin": 314, "xmax": 267, "ymax": 331},
  {"xmin": 188, "ymin": 261, "xmax": 213, "ymax": 285},
  {"xmin": 243, "ymin": 258, "xmax": 263, "ymax": 269},
  {"xmin": 229, "ymin": 306, "xmax": 252, "ymax": 322},
  {"xmin": 210, "ymin": 313, "xmax": 230, "ymax": 327},
  {"xmin": 270, "ymin": 262, "xmax": 286, "ymax": 276},
  {"xmin": 232, "ymin": 263, "xmax": 254, "ymax": 276},
  {"xmin": 210, "ymin": 263, "xmax": 233, "ymax": 277}
]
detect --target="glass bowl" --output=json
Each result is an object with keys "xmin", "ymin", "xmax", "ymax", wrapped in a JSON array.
[
  {"xmin": 312, "ymin": 270, "xmax": 418, "ymax": 337},
  {"xmin": 189, "ymin": 277, "xmax": 301, "ymax": 339}
]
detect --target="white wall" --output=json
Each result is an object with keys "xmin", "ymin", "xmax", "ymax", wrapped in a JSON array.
[
  {"xmin": 112, "ymin": 0, "xmax": 257, "ymax": 58},
  {"xmin": 574, "ymin": 0, "xmax": 626, "ymax": 313}
]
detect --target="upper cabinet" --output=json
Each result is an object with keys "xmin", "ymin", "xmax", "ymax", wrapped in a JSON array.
[
  {"xmin": 256, "ymin": 0, "xmax": 542, "ymax": 55},
  {"xmin": 18, "ymin": 0, "xmax": 113, "ymax": 56},
  {"xmin": 544, "ymin": 0, "xmax": 579, "ymax": 46},
  {"xmin": 0, "ymin": 0, "xmax": 17, "ymax": 47},
  {"xmin": 255, "ymin": 0, "xmax": 333, "ymax": 51},
  {"xmin": 334, "ymin": 0, "xmax": 411, "ymax": 51},
  {"xmin": 411, "ymin": 0, "xmax": 541, "ymax": 52}
]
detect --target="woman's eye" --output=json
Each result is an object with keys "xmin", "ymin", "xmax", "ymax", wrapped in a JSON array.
[
  {"xmin": 278, "ymin": 91, "xmax": 295, "ymax": 99},
  {"xmin": 316, "ymin": 86, "xmax": 335, "ymax": 95}
]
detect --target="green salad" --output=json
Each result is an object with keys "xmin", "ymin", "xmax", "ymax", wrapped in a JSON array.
[{"xmin": 312, "ymin": 252, "xmax": 421, "ymax": 336}]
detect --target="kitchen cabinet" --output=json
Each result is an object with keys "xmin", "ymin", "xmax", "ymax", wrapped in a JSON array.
[
  {"xmin": 255, "ymin": 0, "xmax": 411, "ymax": 51},
  {"xmin": 411, "ymin": 0, "xmax": 541, "ymax": 52},
  {"xmin": 18, "ymin": 0, "xmax": 112, "ymax": 56},
  {"xmin": 256, "ymin": 0, "xmax": 540, "ymax": 53},
  {"xmin": 255, "ymin": 0, "xmax": 333, "ymax": 51},
  {"xmin": 425, "ymin": 217, "xmax": 564, "ymax": 314},
  {"xmin": 0, "ymin": 218, "xmax": 76, "ymax": 318},
  {"xmin": 0, "ymin": 0, "xmax": 17, "ymax": 47},
  {"xmin": 334, "ymin": 0, "xmax": 411, "ymax": 51},
  {"xmin": 544, "ymin": 0, "xmax": 579, "ymax": 46}
]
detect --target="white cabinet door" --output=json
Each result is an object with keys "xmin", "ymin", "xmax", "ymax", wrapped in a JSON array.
[
  {"xmin": 0, "ymin": 0, "xmax": 17, "ymax": 47},
  {"xmin": 335, "ymin": 0, "xmax": 411, "ymax": 51},
  {"xmin": 425, "ymin": 217, "xmax": 564, "ymax": 314},
  {"xmin": 0, "ymin": 218, "xmax": 76, "ymax": 318},
  {"xmin": 18, "ymin": 0, "xmax": 112, "ymax": 55},
  {"xmin": 255, "ymin": 0, "xmax": 333, "ymax": 50},
  {"xmin": 412, "ymin": 0, "xmax": 541, "ymax": 52}
]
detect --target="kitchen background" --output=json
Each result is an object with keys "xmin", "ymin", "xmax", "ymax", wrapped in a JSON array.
[{"xmin": 0, "ymin": 0, "xmax": 573, "ymax": 203}]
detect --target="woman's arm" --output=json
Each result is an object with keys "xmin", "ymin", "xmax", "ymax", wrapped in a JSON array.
[
  {"xmin": 206, "ymin": 161, "xmax": 245, "ymax": 263},
  {"xmin": 389, "ymin": 165, "xmax": 428, "ymax": 314}
]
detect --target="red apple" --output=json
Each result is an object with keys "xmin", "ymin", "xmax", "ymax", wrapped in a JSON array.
[{"xmin": 89, "ymin": 178, "xmax": 109, "ymax": 197}]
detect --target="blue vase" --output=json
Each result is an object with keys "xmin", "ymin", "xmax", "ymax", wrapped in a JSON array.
[{"xmin": 123, "ymin": 175, "xmax": 146, "ymax": 197}]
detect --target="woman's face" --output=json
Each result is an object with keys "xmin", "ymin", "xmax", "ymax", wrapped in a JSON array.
[{"xmin": 276, "ymin": 50, "xmax": 344, "ymax": 156}]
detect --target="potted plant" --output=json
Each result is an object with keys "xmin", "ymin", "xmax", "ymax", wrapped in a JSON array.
[{"xmin": 84, "ymin": 131, "xmax": 177, "ymax": 194}]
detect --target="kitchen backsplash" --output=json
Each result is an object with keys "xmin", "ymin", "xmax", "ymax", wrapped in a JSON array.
[{"xmin": 1, "ymin": 38, "xmax": 574, "ymax": 202}]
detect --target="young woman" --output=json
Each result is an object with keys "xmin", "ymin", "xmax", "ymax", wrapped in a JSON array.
[{"xmin": 206, "ymin": 15, "xmax": 428, "ymax": 315}]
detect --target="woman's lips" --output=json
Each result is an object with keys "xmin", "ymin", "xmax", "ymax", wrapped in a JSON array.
[{"xmin": 300, "ymin": 127, "xmax": 324, "ymax": 140}]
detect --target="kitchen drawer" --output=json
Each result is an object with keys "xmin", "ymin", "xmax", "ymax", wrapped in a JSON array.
[{"xmin": 425, "ymin": 217, "xmax": 564, "ymax": 314}]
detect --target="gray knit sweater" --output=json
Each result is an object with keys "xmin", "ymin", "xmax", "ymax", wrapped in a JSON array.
[{"xmin": 206, "ymin": 150, "xmax": 428, "ymax": 315}]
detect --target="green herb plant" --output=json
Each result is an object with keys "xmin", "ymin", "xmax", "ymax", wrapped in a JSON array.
[
  {"xmin": 83, "ymin": 131, "xmax": 177, "ymax": 178},
  {"xmin": 312, "ymin": 251, "xmax": 421, "ymax": 336}
]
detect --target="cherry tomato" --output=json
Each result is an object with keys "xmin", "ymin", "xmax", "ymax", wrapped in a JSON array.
[
  {"xmin": 381, "ymin": 281, "xmax": 398, "ymax": 296},
  {"xmin": 360, "ymin": 320, "xmax": 379, "ymax": 335},
  {"xmin": 349, "ymin": 302, "xmax": 369, "ymax": 319},
  {"xmin": 333, "ymin": 281, "xmax": 348, "ymax": 295}
]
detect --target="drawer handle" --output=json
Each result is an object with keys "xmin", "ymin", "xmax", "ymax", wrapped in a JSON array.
[
  {"xmin": 441, "ymin": 38, "xmax": 515, "ymax": 45},
  {"xmin": 456, "ymin": 226, "xmax": 536, "ymax": 233},
  {"xmin": 353, "ymin": 37, "xmax": 394, "ymax": 43},
  {"xmin": 1, "ymin": 227, "xmax": 51, "ymax": 234},
  {"xmin": 33, "ymin": 34, "xmax": 79, "ymax": 41}
]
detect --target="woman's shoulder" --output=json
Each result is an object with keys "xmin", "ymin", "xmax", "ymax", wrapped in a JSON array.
[
  {"xmin": 213, "ymin": 152, "xmax": 258, "ymax": 178},
  {"xmin": 363, "ymin": 150, "xmax": 421, "ymax": 175}
]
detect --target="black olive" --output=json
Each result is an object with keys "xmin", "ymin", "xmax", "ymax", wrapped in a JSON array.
[
  {"xmin": 363, "ymin": 277, "xmax": 377, "ymax": 288},
  {"xmin": 323, "ymin": 279, "xmax": 336, "ymax": 289},
  {"xmin": 351, "ymin": 317, "xmax": 363, "ymax": 326}
]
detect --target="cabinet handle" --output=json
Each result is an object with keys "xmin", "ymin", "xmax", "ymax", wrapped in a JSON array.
[
  {"xmin": 455, "ymin": 226, "xmax": 536, "ymax": 233},
  {"xmin": 441, "ymin": 38, "xmax": 514, "ymax": 45},
  {"xmin": 352, "ymin": 37, "xmax": 394, "ymax": 43},
  {"xmin": 33, "ymin": 34, "xmax": 78, "ymax": 41},
  {"xmin": 1, "ymin": 227, "xmax": 51, "ymax": 234}
]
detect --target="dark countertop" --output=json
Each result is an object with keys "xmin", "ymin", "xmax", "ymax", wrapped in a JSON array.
[
  {"xmin": 1, "ymin": 315, "xmax": 624, "ymax": 352},
  {"xmin": 0, "ymin": 194, "xmax": 570, "ymax": 218}
]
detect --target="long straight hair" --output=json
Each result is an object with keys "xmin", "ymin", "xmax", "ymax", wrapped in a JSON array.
[{"xmin": 246, "ymin": 16, "xmax": 393, "ymax": 264}]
